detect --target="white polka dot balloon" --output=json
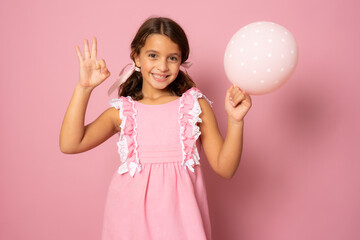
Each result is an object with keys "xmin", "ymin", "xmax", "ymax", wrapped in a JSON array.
[{"xmin": 224, "ymin": 21, "xmax": 298, "ymax": 95}]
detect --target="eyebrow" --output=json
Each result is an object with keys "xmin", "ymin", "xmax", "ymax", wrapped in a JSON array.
[{"xmin": 145, "ymin": 50, "xmax": 180, "ymax": 56}]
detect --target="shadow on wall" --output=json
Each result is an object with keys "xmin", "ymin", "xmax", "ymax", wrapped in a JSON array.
[
  {"xmin": 277, "ymin": 74, "xmax": 341, "ymax": 155},
  {"xmin": 201, "ymin": 72, "xmax": 342, "ymax": 239}
]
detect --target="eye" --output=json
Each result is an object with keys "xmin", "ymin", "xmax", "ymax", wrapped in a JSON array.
[
  {"xmin": 169, "ymin": 56, "xmax": 179, "ymax": 62},
  {"xmin": 148, "ymin": 53, "xmax": 157, "ymax": 59}
]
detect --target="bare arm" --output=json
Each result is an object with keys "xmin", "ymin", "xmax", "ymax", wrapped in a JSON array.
[
  {"xmin": 59, "ymin": 85, "xmax": 120, "ymax": 153},
  {"xmin": 59, "ymin": 37, "xmax": 119, "ymax": 154},
  {"xmin": 199, "ymin": 86, "xmax": 252, "ymax": 179}
]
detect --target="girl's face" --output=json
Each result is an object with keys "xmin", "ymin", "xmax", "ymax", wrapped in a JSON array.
[{"xmin": 134, "ymin": 34, "xmax": 182, "ymax": 93}]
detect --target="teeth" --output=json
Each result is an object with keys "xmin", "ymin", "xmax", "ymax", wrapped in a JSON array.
[{"xmin": 153, "ymin": 73, "xmax": 167, "ymax": 79}]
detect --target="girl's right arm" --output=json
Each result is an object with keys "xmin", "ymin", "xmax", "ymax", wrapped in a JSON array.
[{"xmin": 59, "ymin": 37, "xmax": 120, "ymax": 154}]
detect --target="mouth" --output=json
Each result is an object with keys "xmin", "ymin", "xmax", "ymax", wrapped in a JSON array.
[{"xmin": 152, "ymin": 73, "xmax": 170, "ymax": 82}]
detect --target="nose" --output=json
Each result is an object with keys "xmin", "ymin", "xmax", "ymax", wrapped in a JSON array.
[{"xmin": 157, "ymin": 59, "xmax": 169, "ymax": 72}]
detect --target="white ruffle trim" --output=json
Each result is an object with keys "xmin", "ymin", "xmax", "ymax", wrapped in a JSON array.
[
  {"xmin": 179, "ymin": 88, "xmax": 212, "ymax": 172},
  {"xmin": 110, "ymin": 97, "xmax": 141, "ymax": 177},
  {"xmin": 110, "ymin": 98, "xmax": 128, "ymax": 164},
  {"xmin": 117, "ymin": 161, "xmax": 142, "ymax": 177},
  {"xmin": 127, "ymin": 97, "xmax": 141, "ymax": 177}
]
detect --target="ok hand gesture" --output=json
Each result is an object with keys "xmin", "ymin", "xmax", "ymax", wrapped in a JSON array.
[{"xmin": 75, "ymin": 37, "xmax": 110, "ymax": 90}]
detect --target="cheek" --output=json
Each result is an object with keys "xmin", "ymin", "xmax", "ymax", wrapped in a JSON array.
[
  {"xmin": 171, "ymin": 63, "xmax": 181, "ymax": 73},
  {"xmin": 140, "ymin": 61, "xmax": 153, "ymax": 71},
  {"xmin": 172, "ymin": 69, "xmax": 181, "ymax": 80},
  {"xmin": 175, "ymin": 68, "xmax": 180, "ymax": 76}
]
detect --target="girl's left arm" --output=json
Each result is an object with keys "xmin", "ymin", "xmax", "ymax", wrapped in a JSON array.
[{"xmin": 199, "ymin": 86, "xmax": 252, "ymax": 179}]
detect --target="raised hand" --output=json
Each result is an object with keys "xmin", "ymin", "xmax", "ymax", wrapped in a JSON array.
[
  {"xmin": 225, "ymin": 85, "xmax": 252, "ymax": 123},
  {"xmin": 75, "ymin": 37, "xmax": 110, "ymax": 89}
]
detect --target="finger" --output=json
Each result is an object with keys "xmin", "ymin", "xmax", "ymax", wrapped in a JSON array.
[
  {"xmin": 226, "ymin": 86, "xmax": 239, "ymax": 107},
  {"xmin": 97, "ymin": 59, "xmax": 107, "ymax": 71},
  {"xmin": 231, "ymin": 93, "xmax": 245, "ymax": 106},
  {"xmin": 231, "ymin": 89, "xmax": 246, "ymax": 106},
  {"xmin": 91, "ymin": 37, "xmax": 97, "ymax": 60},
  {"xmin": 226, "ymin": 85, "xmax": 235, "ymax": 95},
  {"xmin": 226, "ymin": 85, "xmax": 234, "ymax": 100},
  {"xmin": 75, "ymin": 46, "xmax": 84, "ymax": 63},
  {"xmin": 97, "ymin": 59, "xmax": 110, "ymax": 78},
  {"xmin": 103, "ymin": 68, "xmax": 111, "ymax": 78},
  {"xmin": 231, "ymin": 86, "xmax": 242, "ymax": 96},
  {"xmin": 243, "ymin": 90, "xmax": 250, "ymax": 99},
  {"xmin": 84, "ymin": 39, "xmax": 90, "ymax": 59},
  {"xmin": 242, "ymin": 91, "xmax": 252, "ymax": 106},
  {"xmin": 230, "ymin": 86, "xmax": 243, "ymax": 99}
]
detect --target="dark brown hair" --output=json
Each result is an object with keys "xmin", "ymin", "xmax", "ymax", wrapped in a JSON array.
[{"xmin": 119, "ymin": 17, "xmax": 196, "ymax": 99}]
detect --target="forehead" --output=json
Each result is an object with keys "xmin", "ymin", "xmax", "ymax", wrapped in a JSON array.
[{"xmin": 141, "ymin": 34, "xmax": 181, "ymax": 54}]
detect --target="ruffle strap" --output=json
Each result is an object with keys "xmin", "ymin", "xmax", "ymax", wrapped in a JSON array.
[
  {"xmin": 110, "ymin": 97, "xmax": 141, "ymax": 177},
  {"xmin": 179, "ymin": 88, "xmax": 212, "ymax": 172}
]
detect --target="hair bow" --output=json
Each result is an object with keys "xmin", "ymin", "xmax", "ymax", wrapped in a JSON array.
[{"xmin": 107, "ymin": 63, "xmax": 140, "ymax": 96}]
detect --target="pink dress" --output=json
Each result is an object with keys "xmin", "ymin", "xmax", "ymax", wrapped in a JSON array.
[{"xmin": 102, "ymin": 88, "xmax": 212, "ymax": 240}]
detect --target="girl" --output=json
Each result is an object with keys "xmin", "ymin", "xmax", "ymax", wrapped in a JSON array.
[{"xmin": 60, "ymin": 17, "xmax": 251, "ymax": 240}]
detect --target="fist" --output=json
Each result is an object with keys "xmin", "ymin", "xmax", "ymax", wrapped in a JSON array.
[{"xmin": 225, "ymin": 85, "xmax": 252, "ymax": 122}]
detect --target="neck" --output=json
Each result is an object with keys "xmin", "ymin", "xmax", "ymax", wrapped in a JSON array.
[{"xmin": 141, "ymin": 86, "xmax": 173, "ymax": 100}]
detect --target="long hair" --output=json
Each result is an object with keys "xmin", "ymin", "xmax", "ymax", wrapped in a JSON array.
[{"xmin": 119, "ymin": 17, "xmax": 196, "ymax": 99}]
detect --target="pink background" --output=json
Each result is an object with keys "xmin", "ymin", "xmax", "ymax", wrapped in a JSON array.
[{"xmin": 1, "ymin": 0, "xmax": 359, "ymax": 239}]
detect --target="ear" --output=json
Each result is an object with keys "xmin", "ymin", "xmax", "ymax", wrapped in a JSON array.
[{"xmin": 134, "ymin": 53, "xmax": 141, "ymax": 68}]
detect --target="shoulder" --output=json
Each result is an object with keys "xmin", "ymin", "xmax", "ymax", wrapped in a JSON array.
[
  {"xmin": 198, "ymin": 97, "xmax": 212, "ymax": 110},
  {"xmin": 109, "ymin": 97, "xmax": 132, "ymax": 131},
  {"xmin": 198, "ymin": 97, "xmax": 215, "ymax": 122},
  {"xmin": 181, "ymin": 87, "xmax": 214, "ymax": 121},
  {"xmin": 103, "ymin": 107, "xmax": 121, "ymax": 131},
  {"xmin": 182, "ymin": 87, "xmax": 211, "ymax": 101},
  {"xmin": 183, "ymin": 87, "xmax": 203, "ymax": 97},
  {"xmin": 183, "ymin": 87, "xmax": 213, "ymax": 107}
]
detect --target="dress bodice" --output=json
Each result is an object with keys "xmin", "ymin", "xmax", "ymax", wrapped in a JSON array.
[
  {"xmin": 109, "ymin": 87, "xmax": 212, "ymax": 177},
  {"xmin": 135, "ymin": 99, "xmax": 183, "ymax": 164}
]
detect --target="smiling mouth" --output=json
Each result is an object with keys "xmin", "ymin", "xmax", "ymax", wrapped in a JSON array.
[{"xmin": 152, "ymin": 73, "xmax": 169, "ymax": 82}]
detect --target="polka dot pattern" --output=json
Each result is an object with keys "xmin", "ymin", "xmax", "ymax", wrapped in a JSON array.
[{"xmin": 224, "ymin": 21, "xmax": 298, "ymax": 95}]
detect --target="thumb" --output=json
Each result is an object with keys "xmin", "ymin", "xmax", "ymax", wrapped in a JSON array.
[
  {"xmin": 242, "ymin": 91, "xmax": 252, "ymax": 108},
  {"xmin": 102, "ymin": 68, "xmax": 111, "ymax": 79},
  {"xmin": 97, "ymin": 59, "xmax": 110, "ymax": 77}
]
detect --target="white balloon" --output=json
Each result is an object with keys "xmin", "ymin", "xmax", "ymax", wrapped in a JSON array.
[{"xmin": 224, "ymin": 21, "xmax": 298, "ymax": 95}]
